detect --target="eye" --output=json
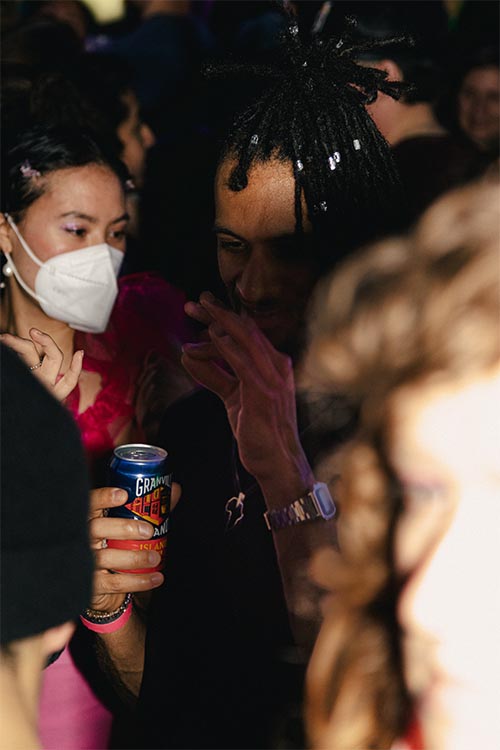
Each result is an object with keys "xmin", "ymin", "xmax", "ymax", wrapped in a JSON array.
[
  {"xmin": 109, "ymin": 229, "xmax": 127, "ymax": 241},
  {"xmin": 63, "ymin": 224, "xmax": 87, "ymax": 238},
  {"xmin": 217, "ymin": 236, "xmax": 246, "ymax": 254}
]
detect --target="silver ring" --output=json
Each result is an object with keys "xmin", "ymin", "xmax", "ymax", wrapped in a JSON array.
[{"xmin": 29, "ymin": 360, "xmax": 43, "ymax": 371}]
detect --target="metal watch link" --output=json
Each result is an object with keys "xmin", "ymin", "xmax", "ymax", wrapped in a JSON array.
[{"xmin": 263, "ymin": 481, "xmax": 336, "ymax": 531}]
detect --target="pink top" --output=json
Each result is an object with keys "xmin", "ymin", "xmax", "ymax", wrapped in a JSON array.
[
  {"xmin": 68, "ymin": 272, "xmax": 191, "ymax": 460},
  {"xmin": 39, "ymin": 273, "xmax": 191, "ymax": 749}
]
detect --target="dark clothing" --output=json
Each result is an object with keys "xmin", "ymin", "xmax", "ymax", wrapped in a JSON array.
[
  {"xmin": 137, "ymin": 389, "xmax": 305, "ymax": 749},
  {"xmin": 105, "ymin": 14, "xmax": 213, "ymax": 138},
  {"xmin": 392, "ymin": 134, "xmax": 486, "ymax": 223}
]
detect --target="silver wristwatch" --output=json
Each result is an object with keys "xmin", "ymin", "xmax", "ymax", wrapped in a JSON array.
[{"xmin": 263, "ymin": 481, "xmax": 336, "ymax": 531}]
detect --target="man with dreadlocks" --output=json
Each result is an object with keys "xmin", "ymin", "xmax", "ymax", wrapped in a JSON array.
[{"xmin": 90, "ymin": 13, "xmax": 406, "ymax": 749}]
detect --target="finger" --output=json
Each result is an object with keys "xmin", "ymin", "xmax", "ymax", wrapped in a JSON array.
[
  {"xmin": 0, "ymin": 332, "xmax": 40, "ymax": 367},
  {"xmin": 182, "ymin": 351, "xmax": 236, "ymax": 399},
  {"xmin": 93, "ymin": 569, "xmax": 164, "ymax": 598},
  {"xmin": 201, "ymin": 296, "xmax": 287, "ymax": 380},
  {"xmin": 181, "ymin": 341, "xmax": 219, "ymax": 360},
  {"xmin": 208, "ymin": 326, "xmax": 278, "ymax": 389},
  {"xmin": 90, "ymin": 516, "xmax": 154, "ymax": 544},
  {"xmin": 29, "ymin": 328, "xmax": 64, "ymax": 386},
  {"xmin": 96, "ymin": 547, "xmax": 161, "ymax": 571},
  {"xmin": 171, "ymin": 481, "xmax": 181, "ymax": 511},
  {"xmin": 53, "ymin": 349, "xmax": 84, "ymax": 400},
  {"xmin": 184, "ymin": 300, "xmax": 212, "ymax": 326},
  {"xmin": 90, "ymin": 487, "xmax": 128, "ymax": 517}
]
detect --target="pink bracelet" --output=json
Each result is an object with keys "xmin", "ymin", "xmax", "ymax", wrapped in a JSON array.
[{"xmin": 80, "ymin": 594, "xmax": 133, "ymax": 634}]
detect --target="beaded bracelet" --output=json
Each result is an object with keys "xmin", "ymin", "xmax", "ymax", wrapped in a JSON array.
[{"xmin": 80, "ymin": 593, "xmax": 133, "ymax": 634}]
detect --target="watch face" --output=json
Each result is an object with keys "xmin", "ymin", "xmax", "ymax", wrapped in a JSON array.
[{"xmin": 315, "ymin": 483, "xmax": 336, "ymax": 519}]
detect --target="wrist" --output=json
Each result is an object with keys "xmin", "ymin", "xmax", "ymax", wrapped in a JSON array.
[
  {"xmin": 264, "ymin": 482, "xmax": 336, "ymax": 532},
  {"xmin": 90, "ymin": 593, "xmax": 128, "ymax": 614},
  {"xmin": 81, "ymin": 593, "xmax": 133, "ymax": 634},
  {"xmin": 258, "ymin": 460, "xmax": 316, "ymax": 512}
]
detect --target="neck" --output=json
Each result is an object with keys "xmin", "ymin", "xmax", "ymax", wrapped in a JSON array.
[
  {"xmin": 387, "ymin": 102, "xmax": 446, "ymax": 146},
  {"xmin": 1, "ymin": 281, "xmax": 75, "ymax": 369},
  {"xmin": 0, "ymin": 653, "xmax": 42, "ymax": 750}
]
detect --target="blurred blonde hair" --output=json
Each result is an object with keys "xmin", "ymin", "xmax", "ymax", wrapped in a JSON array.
[{"xmin": 303, "ymin": 180, "xmax": 500, "ymax": 750}]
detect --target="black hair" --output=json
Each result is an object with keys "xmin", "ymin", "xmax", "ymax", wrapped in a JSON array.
[
  {"xmin": 329, "ymin": 2, "xmax": 449, "ymax": 104},
  {"xmin": 213, "ymin": 14, "xmax": 408, "ymax": 272},
  {"xmin": 1, "ymin": 55, "xmax": 137, "ymax": 162},
  {"xmin": 1, "ymin": 125, "xmax": 130, "ymax": 217}
]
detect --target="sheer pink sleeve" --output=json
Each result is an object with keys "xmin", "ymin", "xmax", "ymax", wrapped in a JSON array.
[{"xmin": 66, "ymin": 273, "xmax": 192, "ymax": 463}]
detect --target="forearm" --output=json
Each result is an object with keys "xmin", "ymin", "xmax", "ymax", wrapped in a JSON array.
[
  {"xmin": 259, "ymin": 461, "xmax": 338, "ymax": 653},
  {"xmin": 95, "ymin": 604, "xmax": 146, "ymax": 703}
]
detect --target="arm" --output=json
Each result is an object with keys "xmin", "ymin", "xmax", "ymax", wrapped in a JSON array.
[
  {"xmin": 182, "ymin": 294, "xmax": 337, "ymax": 651},
  {"xmin": 88, "ymin": 486, "xmax": 180, "ymax": 699}
]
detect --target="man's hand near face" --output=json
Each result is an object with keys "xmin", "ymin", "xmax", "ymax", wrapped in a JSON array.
[{"xmin": 182, "ymin": 292, "xmax": 337, "ymax": 650}]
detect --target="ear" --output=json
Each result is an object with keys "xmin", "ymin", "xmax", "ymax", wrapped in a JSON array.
[
  {"xmin": 368, "ymin": 58, "xmax": 404, "ymax": 83},
  {"xmin": 0, "ymin": 213, "xmax": 13, "ymax": 256},
  {"xmin": 40, "ymin": 621, "xmax": 75, "ymax": 658}
]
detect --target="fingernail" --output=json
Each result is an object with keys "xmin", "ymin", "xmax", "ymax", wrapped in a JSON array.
[
  {"xmin": 78, "ymin": 349, "xmax": 84, "ymax": 357},
  {"xmin": 148, "ymin": 551, "xmax": 160, "ymax": 565},
  {"xmin": 30, "ymin": 328, "xmax": 42, "ymax": 335},
  {"xmin": 111, "ymin": 488, "xmax": 128, "ymax": 504},
  {"xmin": 137, "ymin": 522, "xmax": 153, "ymax": 538},
  {"xmin": 200, "ymin": 292, "xmax": 217, "ymax": 307},
  {"xmin": 150, "ymin": 572, "xmax": 164, "ymax": 586}
]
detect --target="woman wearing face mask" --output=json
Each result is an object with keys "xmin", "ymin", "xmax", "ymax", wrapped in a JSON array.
[
  {"xmin": 0, "ymin": 125, "xmax": 192, "ymax": 749},
  {"xmin": 302, "ymin": 179, "xmax": 500, "ymax": 750}
]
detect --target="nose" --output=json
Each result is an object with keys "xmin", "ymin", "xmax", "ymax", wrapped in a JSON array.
[{"xmin": 236, "ymin": 249, "xmax": 280, "ymax": 304}]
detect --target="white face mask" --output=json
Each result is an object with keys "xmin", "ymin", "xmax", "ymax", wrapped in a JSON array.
[{"xmin": 3, "ymin": 214, "xmax": 123, "ymax": 334}]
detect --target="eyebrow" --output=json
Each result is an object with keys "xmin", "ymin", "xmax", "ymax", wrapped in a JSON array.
[
  {"xmin": 213, "ymin": 224, "xmax": 298, "ymax": 242},
  {"xmin": 59, "ymin": 211, "xmax": 130, "ymax": 224},
  {"xmin": 213, "ymin": 224, "xmax": 245, "ymax": 241}
]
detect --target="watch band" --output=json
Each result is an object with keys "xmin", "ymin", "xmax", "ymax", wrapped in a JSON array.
[{"xmin": 263, "ymin": 481, "xmax": 336, "ymax": 531}]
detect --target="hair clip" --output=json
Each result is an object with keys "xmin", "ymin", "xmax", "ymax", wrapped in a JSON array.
[
  {"xmin": 125, "ymin": 178, "xmax": 137, "ymax": 191},
  {"xmin": 296, "ymin": 159, "xmax": 304, "ymax": 172},
  {"xmin": 336, "ymin": 39, "xmax": 344, "ymax": 50},
  {"xmin": 353, "ymin": 139, "xmax": 361, "ymax": 151},
  {"xmin": 319, "ymin": 201, "xmax": 328, "ymax": 212},
  {"xmin": 250, "ymin": 134, "xmax": 259, "ymax": 146},
  {"xmin": 19, "ymin": 160, "xmax": 41, "ymax": 179}
]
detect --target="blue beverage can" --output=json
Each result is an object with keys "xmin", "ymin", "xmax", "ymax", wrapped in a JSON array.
[{"xmin": 107, "ymin": 443, "xmax": 171, "ymax": 573}]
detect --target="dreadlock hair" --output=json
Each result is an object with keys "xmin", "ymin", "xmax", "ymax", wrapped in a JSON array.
[{"xmin": 211, "ymin": 12, "xmax": 409, "ymax": 274}]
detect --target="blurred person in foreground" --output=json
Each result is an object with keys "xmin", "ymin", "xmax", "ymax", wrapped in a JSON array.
[
  {"xmin": 304, "ymin": 178, "xmax": 500, "ymax": 750},
  {"xmin": 0, "ymin": 344, "xmax": 93, "ymax": 749}
]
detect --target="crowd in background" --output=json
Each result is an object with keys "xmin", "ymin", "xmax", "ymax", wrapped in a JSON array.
[
  {"xmin": 0, "ymin": 2, "xmax": 499, "ymax": 750},
  {"xmin": 1, "ymin": 0, "xmax": 498, "ymax": 300}
]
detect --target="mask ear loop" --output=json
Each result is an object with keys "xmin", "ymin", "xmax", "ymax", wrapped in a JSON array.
[
  {"xmin": 2, "ymin": 214, "xmax": 49, "ymax": 306},
  {"xmin": 4, "ymin": 213, "xmax": 44, "ymax": 268}
]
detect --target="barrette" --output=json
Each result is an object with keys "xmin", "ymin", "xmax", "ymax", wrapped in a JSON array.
[{"xmin": 20, "ymin": 160, "xmax": 41, "ymax": 179}]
